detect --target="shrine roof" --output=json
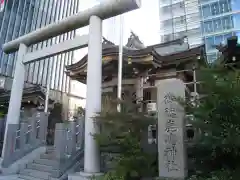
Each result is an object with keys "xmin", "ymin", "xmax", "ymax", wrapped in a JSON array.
[
  {"xmin": 65, "ymin": 33, "xmax": 205, "ymax": 83},
  {"xmin": 67, "ymin": 39, "xmax": 204, "ymax": 70}
]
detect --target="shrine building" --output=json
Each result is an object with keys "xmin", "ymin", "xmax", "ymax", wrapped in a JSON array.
[{"xmin": 66, "ymin": 32, "xmax": 206, "ymax": 112}]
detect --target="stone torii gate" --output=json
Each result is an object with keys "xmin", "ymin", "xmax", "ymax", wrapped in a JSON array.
[{"xmin": 1, "ymin": 0, "xmax": 141, "ymax": 178}]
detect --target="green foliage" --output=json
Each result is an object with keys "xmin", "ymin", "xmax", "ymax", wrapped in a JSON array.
[
  {"xmin": 47, "ymin": 103, "xmax": 64, "ymax": 145},
  {"xmin": 91, "ymin": 171, "xmax": 125, "ymax": 180},
  {"xmin": 77, "ymin": 106, "xmax": 85, "ymax": 116},
  {"xmin": 188, "ymin": 170, "xmax": 232, "ymax": 180},
  {"xmin": 48, "ymin": 103, "xmax": 64, "ymax": 129},
  {"xmin": 94, "ymin": 98, "xmax": 157, "ymax": 180},
  {"xmin": 0, "ymin": 111, "xmax": 5, "ymax": 118},
  {"xmin": 188, "ymin": 168, "xmax": 240, "ymax": 180},
  {"xmin": 186, "ymin": 65, "xmax": 240, "ymax": 176}
]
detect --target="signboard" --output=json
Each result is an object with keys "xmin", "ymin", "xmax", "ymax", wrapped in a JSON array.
[
  {"xmin": 0, "ymin": 0, "xmax": 5, "ymax": 12},
  {"xmin": 147, "ymin": 102, "xmax": 157, "ymax": 112},
  {"xmin": 157, "ymin": 79, "xmax": 187, "ymax": 179}
]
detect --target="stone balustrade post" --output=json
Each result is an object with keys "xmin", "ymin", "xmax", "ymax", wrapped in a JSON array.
[
  {"xmin": 2, "ymin": 124, "xmax": 18, "ymax": 167},
  {"xmin": 0, "ymin": 117, "xmax": 6, "ymax": 140},
  {"xmin": 39, "ymin": 112, "xmax": 48, "ymax": 144},
  {"xmin": 54, "ymin": 123, "xmax": 67, "ymax": 160},
  {"xmin": 67, "ymin": 122, "xmax": 76, "ymax": 156},
  {"xmin": 30, "ymin": 114, "xmax": 38, "ymax": 145},
  {"xmin": 76, "ymin": 118, "xmax": 84, "ymax": 150},
  {"xmin": 20, "ymin": 123, "xmax": 28, "ymax": 157}
]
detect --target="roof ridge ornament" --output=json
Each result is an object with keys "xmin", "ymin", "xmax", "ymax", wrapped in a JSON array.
[
  {"xmin": 126, "ymin": 31, "xmax": 145, "ymax": 49},
  {"xmin": 103, "ymin": 37, "xmax": 115, "ymax": 46}
]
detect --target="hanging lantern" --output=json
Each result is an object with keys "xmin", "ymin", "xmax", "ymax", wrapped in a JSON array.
[{"xmin": 128, "ymin": 57, "xmax": 132, "ymax": 64}]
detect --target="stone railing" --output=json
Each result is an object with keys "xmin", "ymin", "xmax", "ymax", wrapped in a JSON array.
[
  {"xmin": 54, "ymin": 117, "xmax": 84, "ymax": 160},
  {"xmin": 0, "ymin": 116, "xmax": 6, "ymax": 147},
  {"xmin": 53, "ymin": 116, "xmax": 85, "ymax": 176},
  {"xmin": 2, "ymin": 112, "xmax": 48, "ymax": 167}
]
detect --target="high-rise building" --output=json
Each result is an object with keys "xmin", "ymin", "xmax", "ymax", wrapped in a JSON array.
[
  {"xmin": 0, "ymin": 0, "xmax": 79, "ymax": 91},
  {"xmin": 199, "ymin": 0, "xmax": 240, "ymax": 63},
  {"xmin": 159, "ymin": 0, "xmax": 240, "ymax": 63},
  {"xmin": 159, "ymin": 0, "xmax": 203, "ymax": 48},
  {"xmin": 0, "ymin": 0, "xmax": 84, "ymax": 117}
]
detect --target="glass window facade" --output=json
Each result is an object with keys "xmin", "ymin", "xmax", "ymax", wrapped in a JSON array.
[
  {"xmin": 201, "ymin": 0, "xmax": 232, "ymax": 19},
  {"xmin": 0, "ymin": 0, "xmax": 79, "ymax": 93},
  {"xmin": 199, "ymin": 0, "xmax": 240, "ymax": 62},
  {"xmin": 159, "ymin": 0, "xmax": 240, "ymax": 63},
  {"xmin": 159, "ymin": 0, "xmax": 203, "ymax": 48}
]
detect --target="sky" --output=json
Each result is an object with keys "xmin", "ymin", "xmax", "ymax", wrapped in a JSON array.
[
  {"xmin": 71, "ymin": 0, "xmax": 160, "ymax": 98},
  {"xmin": 74, "ymin": 0, "xmax": 160, "ymax": 60},
  {"xmin": 124, "ymin": 0, "xmax": 160, "ymax": 45},
  {"xmin": 99, "ymin": 0, "xmax": 160, "ymax": 46}
]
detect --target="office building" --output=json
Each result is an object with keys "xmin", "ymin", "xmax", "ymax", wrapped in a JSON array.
[
  {"xmin": 0, "ymin": 0, "xmax": 84, "ymax": 118},
  {"xmin": 199, "ymin": 0, "xmax": 240, "ymax": 63},
  {"xmin": 159, "ymin": 0, "xmax": 240, "ymax": 63},
  {"xmin": 159, "ymin": 0, "xmax": 203, "ymax": 48},
  {"xmin": 0, "ymin": 0, "xmax": 78, "ymax": 90}
]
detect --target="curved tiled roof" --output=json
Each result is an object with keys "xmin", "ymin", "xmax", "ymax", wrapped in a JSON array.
[
  {"xmin": 66, "ymin": 38, "xmax": 188, "ymax": 71},
  {"xmin": 66, "ymin": 45, "xmax": 204, "ymax": 72},
  {"xmin": 65, "ymin": 36, "xmax": 205, "ymax": 83}
]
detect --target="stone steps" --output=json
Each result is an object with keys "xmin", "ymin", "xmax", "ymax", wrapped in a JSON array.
[
  {"xmin": 33, "ymin": 158, "xmax": 59, "ymax": 167},
  {"xmin": 17, "ymin": 146, "xmax": 83, "ymax": 180},
  {"xmin": 27, "ymin": 163, "xmax": 57, "ymax": 173},
  {"xmin": 18, "ymin": 175, "xmax": 46, "ymax": 180},
  {"xmin": 40, "ymin": 152, "xmax": 56, "ymax": 160},
  {"xmin": 17, "ymin": 147, "xmax": 58, "ymax": 180},
  {"xmin": 19, "ymin": 169, "xmax": 51, "ymax": 179}
]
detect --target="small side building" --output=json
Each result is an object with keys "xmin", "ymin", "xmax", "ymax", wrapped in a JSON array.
[{"xmin": 216, "ymin": 36, "xmax": 240, "ymax": 67}]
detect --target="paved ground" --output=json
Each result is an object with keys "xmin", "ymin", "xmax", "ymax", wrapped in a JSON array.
[{"xmin": 0, "ymin": 175, "xmax": 18, "ymax": 180}]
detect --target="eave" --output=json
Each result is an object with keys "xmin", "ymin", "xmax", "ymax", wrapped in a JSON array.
[
  {"xmin": 0, "ymin": 86, "xmax": 54, "ymax": 104},
  {"xmin": 65, "ymin": 42, "xmax": 205, "ymax": 83},
  {"xmin": 66, "ymin": 37, "xmax": 187, "ymax": 71}
]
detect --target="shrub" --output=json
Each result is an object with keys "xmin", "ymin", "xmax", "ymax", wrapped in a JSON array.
[{"xmin": 94, "ymin": 99, "xmax": 157, "ymax": 180}]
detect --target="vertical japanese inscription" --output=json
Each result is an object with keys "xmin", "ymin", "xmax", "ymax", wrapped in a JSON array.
[
  {"xmin": 157, "ymin": 79, "xmax": 187, "ymax": 179},
  {"xmin": 163, "ymin": 93, "xmax": 180, "ymax": 172}
]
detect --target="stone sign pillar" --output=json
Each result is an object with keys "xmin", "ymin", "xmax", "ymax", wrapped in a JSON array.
[{"xmin": 157, "ymin": 78, "xmax": 187, "ymax": 179}]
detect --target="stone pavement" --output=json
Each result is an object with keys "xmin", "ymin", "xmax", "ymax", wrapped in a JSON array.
[{"xmin": 0, "ymin": 175, "xmax": 18, "ymax": 180}]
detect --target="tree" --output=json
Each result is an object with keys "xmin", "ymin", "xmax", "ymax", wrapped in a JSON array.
[
  {"xmin": 186, "ymin": 65, "xmax": 240, "ymax": 178},
  {"xmin": 47, "ymin": 103, "xmax": 64, "ymax": 145},
  {"xmin": 75, "ymin": 106, "xmax": 85, "ymax": 117}
]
